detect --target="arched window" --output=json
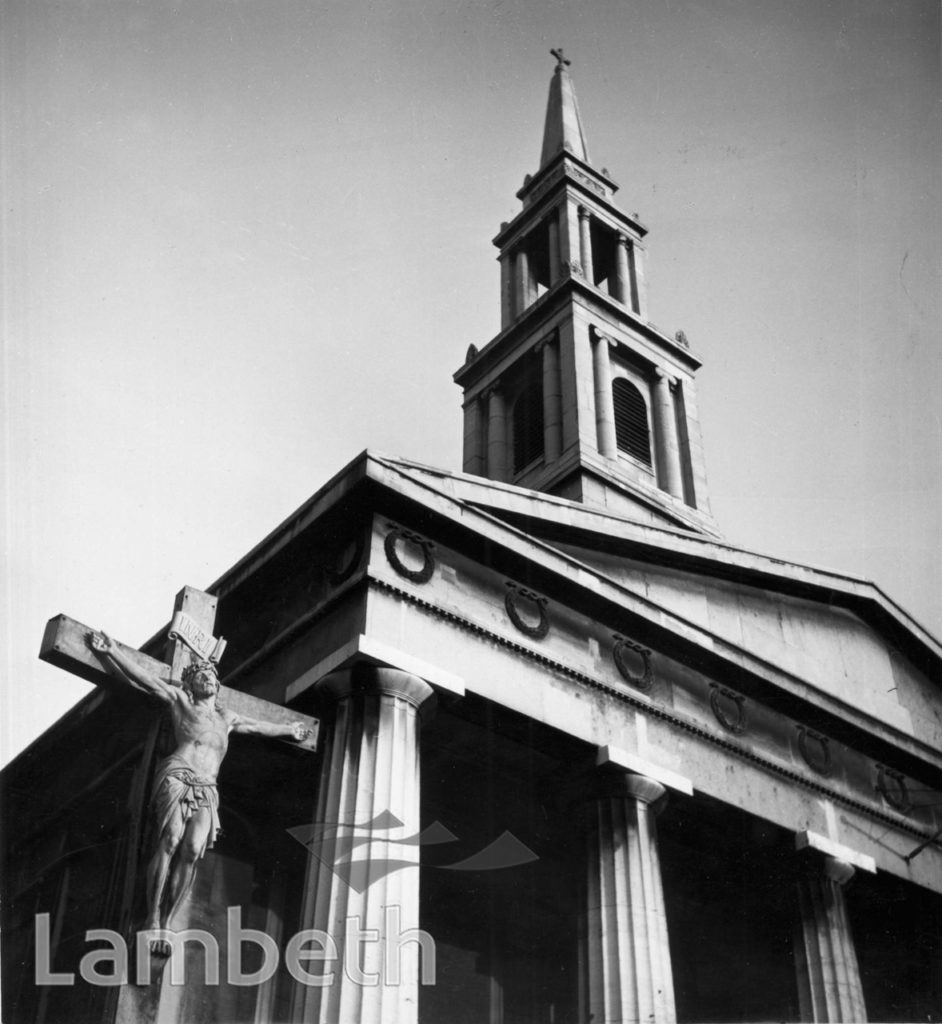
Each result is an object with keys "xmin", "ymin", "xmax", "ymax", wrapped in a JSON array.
[
  {"xmin": 513, "ymin": 379, "xmax": 544, "ymax": 474},
  {"xmin": 613, "ymin": 378, "xmax": 651, "ymax": 465}
]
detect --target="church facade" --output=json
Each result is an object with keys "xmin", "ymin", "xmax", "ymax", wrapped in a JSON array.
[{"xmin": 3, "ymin": 57, "xmax": 941, "ymax": 1024}]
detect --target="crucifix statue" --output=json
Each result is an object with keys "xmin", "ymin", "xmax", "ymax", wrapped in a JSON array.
[{"xmin": 40, "ymin": 586, "xmax": 319, "ymax": 958}]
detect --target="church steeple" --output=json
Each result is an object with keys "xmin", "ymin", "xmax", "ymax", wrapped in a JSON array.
[
  {"xmin": 455, "ymin": 54, "xmax": 719, "ymax": 537},
  {"xmin": 540, "ymin": 48, "xmax": 590, "ymax": 168}
]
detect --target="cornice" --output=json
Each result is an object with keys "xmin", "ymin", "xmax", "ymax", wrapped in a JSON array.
[
  {"xmin": 369, "ymin": 574, "xmax": 942, "ymax": 844},
  {"xmin": 454, "ymin": 276, "xmax": 701, "ymax": 390},
  {"xmin": 493, "ymin": 160, "xmax": 648, "ymax": 251}
]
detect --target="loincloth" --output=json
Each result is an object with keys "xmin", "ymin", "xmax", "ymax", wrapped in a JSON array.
[{"xmin": 151, "ymin": 753, "xmax": 221, "ymax": 857}]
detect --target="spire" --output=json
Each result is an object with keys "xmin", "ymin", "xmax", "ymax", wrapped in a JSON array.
[{"xmin": 540, "ymin": 48, "xmax": 590, "ymax": 168}]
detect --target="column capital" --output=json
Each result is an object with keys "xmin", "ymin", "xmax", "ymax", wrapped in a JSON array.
[
  {"xmin": 798, "ymin": 847, "xmax": 857, "ymax": 887},
  {"xmin": 577, "ymin": 203, "xmax": 591, "ymax": 219},
  {"xmin": 589, "ymin": 325, "xmax": 615, "ymax": 349},
  {"xmin": 315, "ymin": 664, "xmax": 436, "ymax": 717},
  {"xmin": 575, "ymin": 766, "xmax": 668, "ymax": 809},
  {"xmin": 822, "ymin": 856, "xmax": 856, "ymax": 887},
  {"xmin": 616, "ymin": 232, "xmax": 631, "ymax": 248},
  {"xmin": 624, "ymin": 772, "xmax": 668, "ymax": 805},
  {"xmin": 795, "ymin": 829, "xmax": 876, "ymax": 875},
  {"xmin": 653, "ymin": 367, "xmax": 676, "ymax": 387},
  {"xmin": 534, "ymin": 330, "xmax": 557, "ymax": 353}
]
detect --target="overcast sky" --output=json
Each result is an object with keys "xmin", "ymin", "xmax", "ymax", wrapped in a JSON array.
[{"xmin": 3, "ymin": 0, "xmax": 939, "ymax": 766}]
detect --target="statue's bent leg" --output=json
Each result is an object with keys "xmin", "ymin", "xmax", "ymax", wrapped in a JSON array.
[{"xmin": 164, "ymin": 806, "xmax": 214, "ymax": 931}]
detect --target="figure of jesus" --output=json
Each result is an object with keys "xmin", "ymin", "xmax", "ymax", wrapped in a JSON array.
[{"xmin": 86, "ymin": 632, "xmax": 310, "ymax": 953}]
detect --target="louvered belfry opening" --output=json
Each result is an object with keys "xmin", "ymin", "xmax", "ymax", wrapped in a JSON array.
[
  {"xmin": 613, "ymin": 378, "xmax": 651, "ymax": 465},
  {"xmin": 513, "ymin": 377, "xmax": 544, "ymax": 474}
]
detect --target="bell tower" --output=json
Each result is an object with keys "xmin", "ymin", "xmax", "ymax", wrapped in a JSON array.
[{"xmin": 455, "ymin": 50, "xmax": 718, "ymax": 536}]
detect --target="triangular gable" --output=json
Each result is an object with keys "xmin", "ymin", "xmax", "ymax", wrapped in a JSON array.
[
  {"xmin": 376, "ymin": 453, "xmax": 940, "ymax": 680},
  {"xmin": 554, "ymin": 542, "xmax": 939, "ymax": 751}
]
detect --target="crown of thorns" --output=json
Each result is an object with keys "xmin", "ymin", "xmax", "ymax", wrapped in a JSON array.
[{"xmin": 181, "ymin": 660, "xmax": 218, "ymax": 685}]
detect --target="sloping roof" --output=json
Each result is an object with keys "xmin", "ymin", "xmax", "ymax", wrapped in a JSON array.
[
  {"xmin": 365, "ymin": 452, "xmax": 941, "ymax": 674},
  {"xmin": 14, "ymin": 448, "xmax": 940, "ymax": 778},
  {"xmin": 197, "ymin": 449, "xmax": 939, "ymax": 675}
]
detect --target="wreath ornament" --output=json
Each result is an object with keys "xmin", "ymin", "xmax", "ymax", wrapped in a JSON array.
[
  {"xmin": 327, "ymin": 531, "xmax": 366, "ymax": 586},
  {"xmin": 612, "ymin": 635, "xmax": 654, "ymax": 692},
  {"xmin": 384, "ymin": 527, "xmax": 436, "ymax": 584},
  {"xmin": 709, "ymin": 684, "xmax": 747, "ymax": 735},
  {"xmin": 504, "ymin": 583, "xmax": 550, "ymax": 639},
  {"xmin": 797, "ymin": 726, "xmax": 833, "ymax": 777},
  {"xmin": 875, "ymin": 765, "xmax": 912, "ymax": 813}
]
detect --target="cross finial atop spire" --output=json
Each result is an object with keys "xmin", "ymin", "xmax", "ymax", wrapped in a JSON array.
[{"xmin": 540, "ymin": 48, "xmax": 588, "ymax": 167}]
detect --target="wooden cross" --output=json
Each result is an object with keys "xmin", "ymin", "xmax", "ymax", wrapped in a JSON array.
[
  {"xmin": 39, "ymin": 586, "xmax": 319, "ymax": 1007},
  {"xmin": 39, "ymin": 585, "xmax": 319, "ymax": 753}
]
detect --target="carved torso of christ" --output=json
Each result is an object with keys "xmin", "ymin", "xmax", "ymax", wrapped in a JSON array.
[{"xmin": 168, "ymin": 695, "xmax": 233, "ymax": 782}]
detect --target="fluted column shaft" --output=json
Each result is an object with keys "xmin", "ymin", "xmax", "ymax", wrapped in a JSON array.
[
  {"xmin": 292, "ymin": 666, "xmax": 435, "ymax": 1024},
  {"xmin": 580, "ymin": 773, "xmax": 676, "ymax": 1024},
  {"xmin": 578, "ymin": 206, "xmax": 594, "ymax": 284},
  {"xmin": 486, "ymin": 387, "xmax": 509, "ymax": 482},
  {"xmin": 653, "ymin": 371, "xmax": 683, "ymax": 498},
  {"xmin": 541, "ymin": 337, "xmax": 562, "ymax": 462},
  {"xmin": 593, "ymin": 333, "xmax": 617, "ymax": 458},
  {"xmin": 795, "ymin": 857, "xmax": 867, "ymax": 1022}
]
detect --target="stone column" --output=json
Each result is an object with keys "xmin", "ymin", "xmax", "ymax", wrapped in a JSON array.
[
  {"xmin": 615, "ymin": 234, "xmax": 631, "ymax": 305},
  {"xmin": 559, "ymin": 197, "xmax": 583, "ymax": 275},
  {"xmin": 653, "ymin": 371, "xmax": 683, "ymax": 498},
  {"xmin": 580, "ymin": 772, "xmax": 677, "ymax": 1024},
  {"xmin": 292, "ymin": 665, "xmax": 435, "ymax": 1024},
  {"xmin": 540, "ymin": 337, "xmax": 562, "ymax": 462},
  {"xmin": 499, "ymin": 252, "xmax": 513, "ymax": 328},
  {"xmin": 547, "ymin": 211, "xmax": 560, "ymax": 288},
  {"xmin": 486, "ymin": 387, "xmax": 509, "ymax": 482},
  {"xmin": 629, "ymin": 243, "xmax": 647, "ymax": 318},
  {"xmin": 515, "ymin": 246, "xmax": 536, "ymax": 315},
  {"xmin": 578, "ymin": 205, "xmax": 594, "ymax": 284},
  {"xmin": 794, "ymin": 856, "xmax": 868, "ymax": 1023},
  {"xmin": 462, "ymin": 395, "xmax": 485, "ymax": 476},
  {"xmin": 592, "ymin": 331, "xmax": 617, "ymax": 458}
]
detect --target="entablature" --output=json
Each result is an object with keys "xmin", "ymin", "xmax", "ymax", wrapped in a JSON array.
[
  {"xmin": 511, "ymin": 150, "xmax": 647, "ymax": 235},
  {"xmin": 361, "ymin": 510, "xmax": 942, "ymax": 891},
  {"xmin": 494, "ymin": 166, "xmax": 647, "ymax": 256},
  {"xmin": 455, "ymin": 275, "xmax": 701, "ymax": 393}
]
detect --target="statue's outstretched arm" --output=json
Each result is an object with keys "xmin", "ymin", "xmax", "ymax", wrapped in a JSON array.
[
  {"xmin": 86, "ymin": 631, "xmax": 179, "ymax": 704},
  {"xmin": 230, "ymin": 714, "xmax": 311, "ymax": 742}
]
